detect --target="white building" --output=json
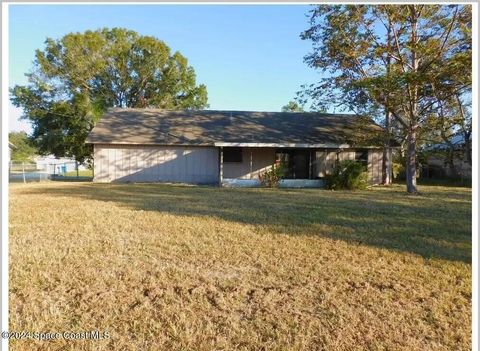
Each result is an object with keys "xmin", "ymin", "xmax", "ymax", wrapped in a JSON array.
[{"xmin": 35, "ymin": 155, "xmax": 86, "ymax": 174}]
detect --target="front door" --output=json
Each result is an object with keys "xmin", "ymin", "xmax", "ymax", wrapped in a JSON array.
[
  {"xmin": 276, "ymin": 149, "xmax": 311, "ymax": 179},
  {"xmin": 292, "ymin": 152, "xmax": 308, "ymax": 179}
]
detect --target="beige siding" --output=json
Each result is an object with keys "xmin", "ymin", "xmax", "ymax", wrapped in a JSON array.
[
  {"xmin": 93, "ymin": 144, "xmax": 219, "ymax": 183},
  {"xmin": 223, "ymin": 148, "xmax": 276, "ymax": 179},
  {"xmin": 368, "ymin": 149, "xmax": 383, "ymax": 185},
  {"xmin": 314, "ymin": 149, "xmax": 354, "ymax": 177},
  {"xmin": 313, "ymin": 151, "xmax": 326, "ymax": 177},
  {"xmin": 338, "ymin": 149, "xmax": 356, "ymax": 162},
  {"xmin": 314, "ymin": 148, "xmax": 383, "ymax": 185},
  {"xmin": 94, "ymin": 144, "xmax": 386, "ymax": 185},
  {"xmin": 325, "ymin": 151, "xmax": 339, "ymax": 175}
]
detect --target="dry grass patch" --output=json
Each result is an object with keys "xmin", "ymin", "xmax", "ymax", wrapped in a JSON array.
[{"xmin": 9, "ymin": 182, "xmax": 471, "ymax": 350}]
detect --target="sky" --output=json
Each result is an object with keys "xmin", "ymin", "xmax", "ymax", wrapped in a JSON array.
[{"xmin": 8, "ymin": 4, "xmax": 322, "ymax": 133}]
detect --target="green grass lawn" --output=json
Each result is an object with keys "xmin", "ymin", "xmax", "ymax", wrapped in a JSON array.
[
  {"xmin": 9, "ymin": 182, "xmax": 471, "ymax": 350},
  {"xmin": 62, "ymin": 169, "xmax": 93, "ymax": 177}
]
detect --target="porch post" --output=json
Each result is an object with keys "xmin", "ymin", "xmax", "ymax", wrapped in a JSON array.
[
  {"xmin": 386, "ymin": 147, "xmax": 393, "ymax": 184},
  {"xmin": 219, "ymin": 147, "xmax": 223, "ymax": 187},
  {"xmin": 308, "ymin": 151, "xmax": 312, "ymax": 179},
  {"xmin": 249, "ymin": 148, "xmax": 253, "ymax": 179}
]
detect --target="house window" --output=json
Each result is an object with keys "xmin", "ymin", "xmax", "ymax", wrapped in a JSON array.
[
  {"xmin": 355, "ymin": 150, "xmax": 368, "ymax": 164},
  {"xmin": 224, "ymin": 147, "xmax": 243, "ymax": 163}
]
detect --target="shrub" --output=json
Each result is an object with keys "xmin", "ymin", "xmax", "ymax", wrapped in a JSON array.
[
  {"xmin": 393, "ymin": 162, "xmax": 405, "ymax": 180},
  {"xmin": 325, "ymin": 160, "xmax": 368, "ymax": 190},
  {"xmin": 259, "ymin": 161, "xmax": 286, "ymax": 188}
]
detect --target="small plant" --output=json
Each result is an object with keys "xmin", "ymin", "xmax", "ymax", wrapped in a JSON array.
[
  {"xmin": 259, "ymin": 161, "xmax": 286, "ymax": 188},
  {"xmin": 325, "ymin": 160, "xmax": 368, "ymax": 190}
]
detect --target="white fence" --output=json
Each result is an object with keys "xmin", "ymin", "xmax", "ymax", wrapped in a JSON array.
[
  {"xmin": 9, "ymin": 161, "xmax": 89, "ymax": 183},
  {"xmin": 9, "ymin": 162, "xmax": 49, "ymax": 183}
]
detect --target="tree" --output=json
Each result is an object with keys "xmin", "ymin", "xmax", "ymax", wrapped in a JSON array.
[
  {"xmin": 8, "ymin": 132, "xmax": 38, "ymax": 162},
  {"xmin": 11, "ymin": 28, "xmax": 209, "ymax": 163},
  {"xmin": 281, "ymin": 100, "xmax": 305, "ymax": 112},
  {"xmin": 299, "ymin": 5, "xmax": 471, "ymax": 193}
]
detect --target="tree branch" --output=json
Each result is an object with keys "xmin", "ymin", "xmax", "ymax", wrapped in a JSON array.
[
  {"xmin": 418, "ymin": 5, "xmax": 459, "ymax": 73},
  {"xmin": 385, "ymin": 11, "xmax": 413, "ymax": 72}
]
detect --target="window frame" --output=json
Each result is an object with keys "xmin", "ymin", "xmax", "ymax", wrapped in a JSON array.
[
  {"xmin": 355, "ymin": 149, "xmax": 369, "ymax": 164},
  {"xmin": 223, "ymin": 147, "xmax": 243, "ymax": 163}
]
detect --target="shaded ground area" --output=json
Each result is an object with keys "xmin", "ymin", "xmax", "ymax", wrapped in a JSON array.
[
  {"xmin": 9, "ymin": 183, "xmax": 471, "ymax": 350},
  {"xmin": 19, "ymin": 182, "xmax": 471, "ymax": 262}
]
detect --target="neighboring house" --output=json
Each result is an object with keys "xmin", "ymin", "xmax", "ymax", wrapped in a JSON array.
[
  {"xmin": 86, "ymin": 108, "xmax": 391, "ymax": 187},
  {"xmin": 35, "ymin": 155, "xmax": 86, "ymax": 174},
  {"xmin": 423, "ymin": 133, "xmax": 472, "ymax": 179}
]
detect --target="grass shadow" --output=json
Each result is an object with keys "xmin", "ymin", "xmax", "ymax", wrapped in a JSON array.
[
  {"xmin": 19, "ymin": 183, "xmax": 472, "ymax": 263},
  {"xmin": 51, "ymin": 175, "xmax": 94, "ymax": 182}
]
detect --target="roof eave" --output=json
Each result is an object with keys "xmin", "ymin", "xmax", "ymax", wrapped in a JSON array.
[
  {"xmin": 214, "ymin": 142, "xmax": 354, "ymax": 148},
  {"xmin": 86, "ymin": 140, "xmax": 388, "ymax": 149}
]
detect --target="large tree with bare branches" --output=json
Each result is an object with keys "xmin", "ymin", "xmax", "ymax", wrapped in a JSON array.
[{"xmin": 300, "ymin": 4, "xmax": 471, "ymax": 193}]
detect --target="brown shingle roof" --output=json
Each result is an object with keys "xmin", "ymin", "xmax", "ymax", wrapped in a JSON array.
[{"xmin": 86, "ymin": 108, "xmax": 385, "ymax": 146}]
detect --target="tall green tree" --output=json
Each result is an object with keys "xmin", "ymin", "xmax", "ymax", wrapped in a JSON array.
[
  {"xmin": 11, "ymin": 28, "xmax": 208, "ymax": 163},
  {"xmin": 300, "ymin": 5, "xmax": 471, "ymax": 193}
]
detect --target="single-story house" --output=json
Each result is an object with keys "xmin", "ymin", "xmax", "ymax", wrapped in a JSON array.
[
  {"xmin": 86, "ymin": 108, "xmax": 391, "ymax": 187},
  {"xmin": 422, "ymin": 133, "xmax": 472, "ymax": 179}
]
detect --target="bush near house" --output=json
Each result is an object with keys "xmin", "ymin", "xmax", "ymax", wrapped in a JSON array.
[
  {"xmin": 258, "ymin": 161, "xmax": 286, "ymax": 188},
  {"xmin": 326, "ymin": 160, "xmax": 368, "ymax": 190}
]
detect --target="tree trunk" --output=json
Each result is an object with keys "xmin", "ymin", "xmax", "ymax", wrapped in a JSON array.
[
  {"xmin": 382, "ymin": 19, "xmax": 393, "ymax": 185},
  {"xmin": 406, "ymin": 6, "xmax": 419, "ymax": 194},
  {"xmin": 382, "ymin": 110, "xmax": 392, "ymax": 184},
  {"xmin": 381, "ymin": 147, "xmax": 391, "ymax": 184},
  {"xmin": 405, "ymin": 129, "xmax": 417, "ymax": 193}
]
